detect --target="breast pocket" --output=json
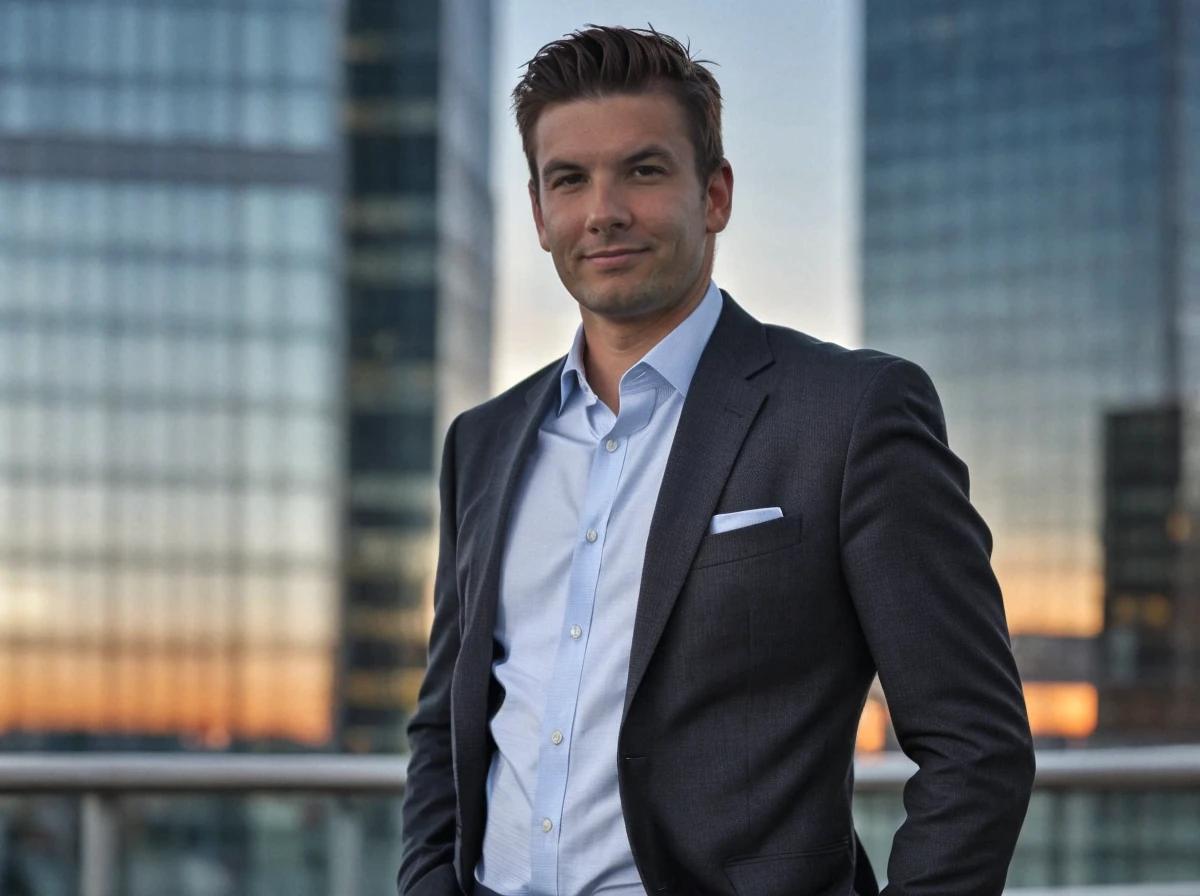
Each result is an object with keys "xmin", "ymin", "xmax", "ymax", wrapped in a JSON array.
[{"xmin": 691, "ymin": 512, "xmax": 803, "ymax": 569}]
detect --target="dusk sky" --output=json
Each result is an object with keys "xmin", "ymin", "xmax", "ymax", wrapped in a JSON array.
[{"xmin": 491, "ymin": 0, "xmax": 863, "ymax": 390}]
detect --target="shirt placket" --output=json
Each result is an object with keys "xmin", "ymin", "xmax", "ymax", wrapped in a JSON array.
[{"xmin": 527, "ymin": 385, "xmax": 658, "ymax": 896}]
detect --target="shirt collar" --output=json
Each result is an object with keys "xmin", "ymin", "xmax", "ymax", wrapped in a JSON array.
[{"xmin": 558, "ymin": 280, "xmax": 723, "ymax": 414}]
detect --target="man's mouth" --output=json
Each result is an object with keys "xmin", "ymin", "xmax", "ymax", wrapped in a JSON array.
[{"xmin": 583, "ymin": 248, "xmax": 649, "ymax": 268}]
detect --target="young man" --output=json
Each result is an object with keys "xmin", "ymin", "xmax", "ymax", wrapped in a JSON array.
[{"xmin": 399, "ymin": 26, "xmax": 1034, "ymax": 896}]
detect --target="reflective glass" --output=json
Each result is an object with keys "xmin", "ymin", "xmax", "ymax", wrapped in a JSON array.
[
  {"xmin": 242, "ymin": 337, "xmax": 279, "ymax": 403},
  {"xmin": 0, "ymin": 3, "xmax": 27, "ymax": 68},
  {"xmin": 241, "ymin": 411, "xmax": 280, "ymax": 480},
  {"xmin": 145, "ymin": 4, "xmax": 171, "ymax": 78},
  {"xmin": 242, "ymin": 262, "xmax": 279, "ymax": 327},
  {"xmin": 281, "ymin": 570, "xmax": 335, "ymax": 644},
  {"xmin": 283, "ymin": 339, "xmax": 335, "ymax": 406},
  {"xmin": 241, "ymin": 87, "xmax": 279, "ymax": 147},
  {"xmin": 283, "ymin": 491, "xmax": 335, "ymax": 562},
  {"xmin": 284, "ymin": 88, "xmax": 331, "ymax": 148},
  {"xmin": 241, "ymin": 188, "xmax": 279, "ymax": 256},
  {"xmin": 244, "ymin": 11, "xmax": 278, "ymax": 81},
  {"xmin": 284, "ymin": 10, "xmax": 329, "ymax": 82},
  {"xmin": 244, "ymin": 488, "xmax": 282, "ymax": 557},
  {"xmin": 286, "ymin": 414, "xmax": 336, "ymax": 483},
  {"xmin": 0, "ymin": 402, "xmax": 12, "ymax": 469},
  {"xmin": 286, "ymin": 267, "xmax": 334, "ymax": 328},
  {"xmin": 281, "ymin": 190, "xmax": 329, "ymax": 255},
  {"xmin": 112, "ymin": 3, "xmax": 139, "ymax": 77},
  {"xmin": 0, "ymin": 77, "xmax": 32, "ymax": 130}
]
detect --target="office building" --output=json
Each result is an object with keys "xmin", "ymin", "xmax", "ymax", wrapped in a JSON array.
[
  {"xmin": 861, "ymin": 0, "xmax": 1199, "ymax": 742},
  {"xmin": 0, "ymin": 0, "xmax": 492, "ymax": 892},
  {"xmin": 1101, "ymin": 404, "xmax": 1200, "ymax": 739},
  {"xmin": 0, "ymin": 0, "xmax": 347, "ymax": 749},
  {"xmin": 339, "ymin": 0, "xmax": 493, "ymax": 755},
  {"xmin": 0, "ymin": 0, "xmax": 492, "ymax": 756}
]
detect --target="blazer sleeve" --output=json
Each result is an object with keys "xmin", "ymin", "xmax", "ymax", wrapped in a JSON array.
[
  {"xmin": 839, "ymin": 358, "xmax": 1036, "ymax": 895},
  {"xmin": 397, "ymin": 416, "xmax": 465, "ymax": 896}
]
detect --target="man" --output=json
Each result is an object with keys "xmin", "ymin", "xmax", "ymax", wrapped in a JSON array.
[{"xmin": 399, "ymin": 25, "xmax": 1034, "ymax": 896}]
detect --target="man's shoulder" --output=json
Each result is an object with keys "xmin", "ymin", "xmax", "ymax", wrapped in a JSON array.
[{"xmin": 759, "ymin": 320, "xmax": 926, "ymax": 392}]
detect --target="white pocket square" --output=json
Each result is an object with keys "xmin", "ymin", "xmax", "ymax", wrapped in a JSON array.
[{"xmin": 707, "ymin": 506, "xmax": 783, "ymax": 535}]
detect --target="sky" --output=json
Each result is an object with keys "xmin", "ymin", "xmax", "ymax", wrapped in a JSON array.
[{"xmin": 490, "ymin": 0, "xmax": 863, "ymax": 390}]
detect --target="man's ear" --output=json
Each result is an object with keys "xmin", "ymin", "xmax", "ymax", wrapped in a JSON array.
[
  {"xmin": 704, "ymin": 160, "xmax": 734, "ymax": 235},
  {"xmin": 529, "ymin": 180, "xmax": 551, "ymax": 252}
]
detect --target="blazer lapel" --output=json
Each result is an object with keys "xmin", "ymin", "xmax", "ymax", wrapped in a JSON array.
[
  {"xmin": 623, "ymin": 293, "xmax": 773, "ymax": 718},
  {"xmin": 462, "ymin": 360, "xmax": 563, "ymax": 649},
  {"xmin": 456, "ymin": 358, "xmax": 563, "ymax": 769}
]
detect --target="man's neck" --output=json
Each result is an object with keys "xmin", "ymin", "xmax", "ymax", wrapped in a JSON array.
[{"xmin": 580, "ymin": 279, "xmax": 709, "ymax": 415}]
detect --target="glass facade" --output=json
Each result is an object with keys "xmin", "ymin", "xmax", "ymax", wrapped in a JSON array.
[
  {"xmin": 862, "ymin": 0, "xmax": 1200, "ymax": 745},
  {"xmin": 0, "ymin": 0, "xmax": 344, "ymax": 750},
  {"xmin": 0, "ymin": 0, "xmax": 493, "ymax": 891},
  {"xmin": 339, "ymin": 0, "xmax": 493, "ymax": 754}
]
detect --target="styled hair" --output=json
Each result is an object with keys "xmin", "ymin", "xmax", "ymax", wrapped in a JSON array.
[{"xmin": 512, "ymin": 25, "xmax": 724, "ymax": 189}]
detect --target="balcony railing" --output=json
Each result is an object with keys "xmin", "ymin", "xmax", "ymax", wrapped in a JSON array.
[{"xmin": 1, "ymin": 746, "xmax": 1198, "ymax": 895}]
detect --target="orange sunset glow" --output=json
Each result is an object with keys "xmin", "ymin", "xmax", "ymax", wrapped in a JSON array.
[{"xmin": 0, "ymin": 642, "xmax": 334, "ymax": 745}]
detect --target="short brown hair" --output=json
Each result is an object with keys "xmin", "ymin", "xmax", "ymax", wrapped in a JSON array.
[{"xmin": 513, "ymin": 25, "xmax": 724, "ymax": 189}]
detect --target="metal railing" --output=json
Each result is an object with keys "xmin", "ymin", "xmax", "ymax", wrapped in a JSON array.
[{"xmin": 2, "ymin": 746, "xmax": 1199, "ymax": 896}]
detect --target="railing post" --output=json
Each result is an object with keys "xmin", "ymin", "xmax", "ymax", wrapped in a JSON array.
[
  {"xmin": 327, "ymin": 796, "xmax": 361, "ymax": 896},
  {"xmin": 80, "ymin": 792, "xmax": 118, "ymax": 896}
]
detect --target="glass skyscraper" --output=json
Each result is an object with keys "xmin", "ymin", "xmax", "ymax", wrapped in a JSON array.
[
  {"xmin": 0, "ymin": 0, "xmax": 492, "ymax": 891},
  {"xmin": 0, "ymin": 0, "xmax": 346, "ymax": 749},
  {"xmin": 861, "ymin": 0, "xmax": 1199, "ymax": 743},
  {"xmin": 0, "ymin": 0, "xmax": 492, "ymax": 755},
  {"xmin": 340, "ymin": 0, "xmax": 493, "ymax": 755}
]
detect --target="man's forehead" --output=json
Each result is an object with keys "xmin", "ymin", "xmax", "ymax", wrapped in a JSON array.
[{"xmin": 532, "ymin": 91, "xmax": 691, "ymax": 165}]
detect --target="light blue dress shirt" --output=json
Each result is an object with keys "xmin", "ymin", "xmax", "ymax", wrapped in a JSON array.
[{"xmin": 475, "ymin": 282, "xmax": 724, "ymax": 896}]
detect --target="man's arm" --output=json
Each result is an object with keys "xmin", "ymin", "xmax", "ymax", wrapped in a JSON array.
[
  {"xmin": 397, "ymin": 417, "xmax": 464, "ymax": 896},
  {"xmin": 839, "ymin": 358, "xmax": 1035, "ymax": 895}
]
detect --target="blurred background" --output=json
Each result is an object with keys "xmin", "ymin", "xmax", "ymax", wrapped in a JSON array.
[{"xmin": 0, "ymin": 0, "xmax": 1197, "ymax": 893}]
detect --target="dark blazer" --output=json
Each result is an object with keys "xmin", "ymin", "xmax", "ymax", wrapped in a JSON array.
[{"xmin": 399, "ymin": 292, "xmax": 1035, "ymax": 896}]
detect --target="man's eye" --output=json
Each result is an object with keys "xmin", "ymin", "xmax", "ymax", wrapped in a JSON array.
[
  {"xmin": 551, "ymin": 173, "xmax": 583, "ymax": 188},
  {"xmin": 632, "ymin": 165, "xmax": 665, "ymax": 178}
]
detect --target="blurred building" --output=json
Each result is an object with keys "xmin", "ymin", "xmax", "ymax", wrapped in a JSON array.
[
  {"xmin": 340, "ymin": 0, "xmax": 493, "ymax": 755},
  {"xmin": 0, "ymin": 0, "xmax": 492, "ymax": 890},
  {"xmin": 0, "ymin": 0, "xmax": 491, "ymax": 756},
  {"xmin": 0, "ymin": 0, "xmax": 346, "ymax": 749},
  {"xmin": 861, "ymin": 0, "xmax": 1199, "ymax": 743},
  {"xmin": 1101, "ymin": 404, "xmax": 1200, "ymax": 739}
]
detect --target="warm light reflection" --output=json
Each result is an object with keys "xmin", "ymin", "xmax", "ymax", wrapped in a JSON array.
[
  {"xmin": 0, "ymin": 643, "xmax": 333, "ymax": 745},
  {"xmin": 994, "ymin": 561, "xmax": 1104, "ymax": 637},
  {"xmin": 851, "ymin": 681, "xmax": 1097, "ymax": 751},
  {"xmin": 0, "ymin": 577, "xmax": 57, "ymax": 634},
  {"xmin": 1023, "ymin": 682, "xmax": 1098, "ymax": 740},
  {"xmin": 856, "ymin": 696, "xmax": 888, "ymax": 753}
]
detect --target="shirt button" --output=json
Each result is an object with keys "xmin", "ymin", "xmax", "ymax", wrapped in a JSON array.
[
  {"xmin": 551, "ymin": 730, "xmax": 564, "ymax": 745},
  {"xmin": 585, "ymin": 528, "xmax": 598, "ymax": 543},
  {"xmin": 605, "ymin": 438, "xmax": 618, "ymax": 452},
  {"xmin": 541, "ymin": 818, "xmax": 553, "ymax": 833},
  {"xmin": 569, "ymin": 624, "xmax": 583, "ymax": 640}
]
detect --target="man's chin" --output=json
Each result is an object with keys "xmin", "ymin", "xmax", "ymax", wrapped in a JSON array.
[{"xmin": 574, "ymin": 284, "xmax": 666, "ymax": 321}]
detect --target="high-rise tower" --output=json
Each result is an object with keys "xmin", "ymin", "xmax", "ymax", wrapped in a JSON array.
[{"xmin": 861, "ymin": 0, "xmax": 1199, "ymax": 742}]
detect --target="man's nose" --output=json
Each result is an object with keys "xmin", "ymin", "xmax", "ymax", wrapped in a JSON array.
[{"xmin": 584, "ymin": 182, "xmax": 631, "ymax": 234}]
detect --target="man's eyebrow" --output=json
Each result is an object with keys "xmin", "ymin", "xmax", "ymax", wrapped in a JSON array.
[
  {"xmin": 540, "ymin": 158, "xmax": 583, "ymax": 181},
  {"xmin": 623, "ymin": 146, "xmax": 676, "ymax": 166}
]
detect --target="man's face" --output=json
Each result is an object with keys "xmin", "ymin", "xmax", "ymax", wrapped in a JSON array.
[{"xmin": 529, "ymin": 91, "xmax": 733, "ymax": 321}]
